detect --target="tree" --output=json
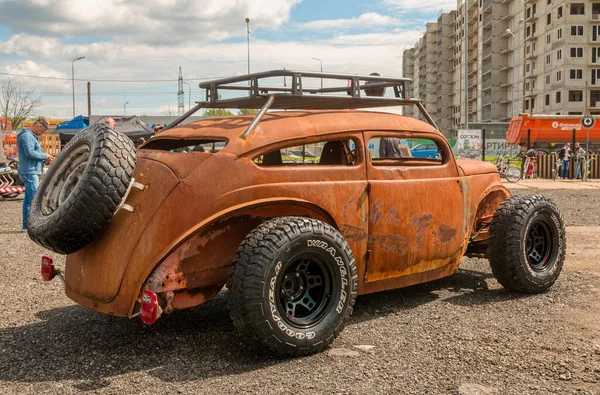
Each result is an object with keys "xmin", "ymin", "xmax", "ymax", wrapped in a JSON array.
[
  {"xmin": 204, "ymin": 108, "xmax": 233, "ymax": 117},
  {"xmin": 239, "ymin": 108, "xmax": 259, "ymax": 115},
  {"xmin": 0, "ymin": 78, "xmax": 41, "ymax": 130}
]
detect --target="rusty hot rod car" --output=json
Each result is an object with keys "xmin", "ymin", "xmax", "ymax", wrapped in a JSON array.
[{"xmin": 28, "ymin": 71, "xmax": 566, "ymax": 356}]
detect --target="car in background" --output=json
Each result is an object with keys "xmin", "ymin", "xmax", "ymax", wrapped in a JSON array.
[{"xmin": 410, "ymin": 142, "xmax": 439, "ymax": 158}]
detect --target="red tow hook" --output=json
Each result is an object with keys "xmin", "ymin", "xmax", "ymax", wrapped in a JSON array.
[{"xmin": 41, "ymin": 256, "xmax": 64, "ymax": 282}]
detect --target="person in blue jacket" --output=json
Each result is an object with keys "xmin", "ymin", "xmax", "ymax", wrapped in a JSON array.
[{"xmin": 17, "ymin": 117, "xmax": 54, "ymax": 230}]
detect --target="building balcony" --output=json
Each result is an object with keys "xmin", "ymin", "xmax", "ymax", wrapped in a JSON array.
[
  {"xmin": 524, "ymin": 90, "xmax": 536, "ymax": 98},
  {"xmin": 525, "ymin": 34, "xmax": 537, "ymax": 42},
  {"xmin": 525, "ymin": 13, "xmax": 538, "ymax": 22},
  {"xmin": 525, "ymin": 51, "xmax": 537, "ymax": 60},
  {"xmin": 483, "ymin": 46, "xmax": 493, "ymax": 59},
  {"xmin": 483, "ymin": 13, "xmax": 494, "ymax": 27},
  {"xmin": 482, "ymin": 62, "xmax": 493, "ymax": 75},
  {"xmin": 592, "ymin": 13, "xmax": 600, "ymax": 23},
  {"xmin": 483, "ymin": 30, "xmax": 493, "ymax": 43},
  {"xmin": 500, "ymin": 47, "xmax": 514, "ymax": 55}
]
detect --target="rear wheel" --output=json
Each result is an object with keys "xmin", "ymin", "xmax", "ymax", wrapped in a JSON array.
[
  {"xmin": 227, "ymin": 217, "xmax": 358, "ymax": 356},
  {"xmin": 488, "ymin": 195, "xmax": 566, "ymax": 293}
]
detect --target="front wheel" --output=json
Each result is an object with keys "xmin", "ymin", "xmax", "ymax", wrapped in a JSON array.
[
  {"xmin": 505, "ymin": 165, "xmax": 521, "ymax": 183},
  {"xmin": 488, "ymin": 195, "xmax": 566, "ymax": 293},
  {"xmin": 227, "ymin": 217, "xmax": 358, "ymax": 356}
]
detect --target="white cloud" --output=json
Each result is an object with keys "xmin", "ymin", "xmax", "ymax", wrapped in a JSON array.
[
  {"xmin": 303, "ymin": 12, "xmax": 400, "ymax": 30},
  {"xmin": 0, "ymin": 0, "xmax": 301, "ymax": 44},
  {"xmin": 381, "ymin": 0, "xmax": 458, "ymax": 13}
]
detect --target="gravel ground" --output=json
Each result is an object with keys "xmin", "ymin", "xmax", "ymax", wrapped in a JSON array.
[{"xmin": 0, "ymin": 192, "xmax": 599, "ymax": 395}]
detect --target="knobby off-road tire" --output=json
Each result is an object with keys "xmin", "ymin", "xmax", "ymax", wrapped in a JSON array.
[
  {"xmin": 488, "ymin": 195, "xmax": 566, "ymax": 293},
  {"xmin": 227, "ymin": 217, "xmax": 358, "ymax": 356},
  {"xmin": 28, "ymin": 124, "xmax": 136, "ymax": 254}
]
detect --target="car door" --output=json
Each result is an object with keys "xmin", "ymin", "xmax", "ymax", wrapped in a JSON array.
[{"xmin": 363, "ymin": 131, "xmax": 465, "ymax": 287}]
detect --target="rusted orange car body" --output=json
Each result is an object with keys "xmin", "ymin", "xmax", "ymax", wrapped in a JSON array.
[{"xmin": 64, "ymin": 111, "xmax": 509, "ymax": 317}]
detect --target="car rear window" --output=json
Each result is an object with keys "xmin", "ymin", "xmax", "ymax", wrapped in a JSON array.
[{"xmin": 141, "ymin": 139, "xmax": 227, "ymax": 153}]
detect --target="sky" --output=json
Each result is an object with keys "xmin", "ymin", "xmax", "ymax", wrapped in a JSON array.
[{"xmin": 0, "ymin": 0, "xmax": 458, "ymax": 119}]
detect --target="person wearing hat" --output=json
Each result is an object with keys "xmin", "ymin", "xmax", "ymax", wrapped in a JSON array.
[{"xmin": 17, "ymin": 117, "xmax": 54, "ymax": 230}]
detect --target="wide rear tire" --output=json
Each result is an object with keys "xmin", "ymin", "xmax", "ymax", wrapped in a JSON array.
[{"xmin": 227, "ymin": 217, "xmax": 358, "ymax": 356}]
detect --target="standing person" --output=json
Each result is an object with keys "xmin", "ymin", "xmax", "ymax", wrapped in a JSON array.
[
  {"xmin": 558, "ymin": 143, "xmax": 571, "ymax": 179},
  {"xmin": 574, "ymin": 142, "xmax": 586, "ymax": 179},
  {"xmin": 17, "ymin": 117, "xmax": 54, "ymax": 230},
  {"xmin": 105, "ymin": 117, "xmax": 117, "ymax": 129},
  {"xmin": 379, "ymin": 137, "xmax": 404, "ymax": 158}
]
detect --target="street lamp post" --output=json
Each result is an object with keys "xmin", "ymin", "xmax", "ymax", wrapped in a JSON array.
[
  {"xmin": 72, "ymin": 56, "xmax": 85, "ymax": 117},
  {"xmin": 182, "ymin": 81, "xmax": 191, "ymax": 111},
  {"xmin": 245, "ymin": 18, "xmax": 251, "ymax": 75},
  {"xmin": 119, "ymin": 100, "xmax": 130, "ymax": 116},
  {"xmin": 312, "ymin": 57, "xmax": 323, "ymax": 90},
  {"xmin": 507, "ymin": 29, "xmax": 516, "ymax": 118}
]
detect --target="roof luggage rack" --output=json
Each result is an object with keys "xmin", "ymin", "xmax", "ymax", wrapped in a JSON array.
[{"xmin": 164, "ymin": 69, "xmax": 438, "ymax": 139}]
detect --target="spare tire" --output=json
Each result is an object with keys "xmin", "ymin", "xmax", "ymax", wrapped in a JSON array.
[{"xmin": 27, "ymin": 123, "xmax": 136, "ymax": 254}]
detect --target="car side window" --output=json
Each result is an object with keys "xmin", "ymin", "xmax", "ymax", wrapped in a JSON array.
[
  {"xmin": 255, "ymin": 139, "xmax": 358, "ymax": 166},
  {"xmin": 369, "ymin": 137, "xmax": 442, "ymax": 165}
]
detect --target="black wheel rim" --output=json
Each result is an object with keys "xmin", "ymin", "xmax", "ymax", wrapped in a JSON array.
[
  {"xmin": 526, "ymin": 218, "xmax": 554, "ymax": 271},
  {"xmin": 276, "ymin": 253, "xmax": 333, "ymax": 328}
]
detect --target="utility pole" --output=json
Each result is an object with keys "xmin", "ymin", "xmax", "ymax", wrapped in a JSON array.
[
  {"xmin": 507, "ymin": 29, "xmax": 516, "ymax": 117},
  {"xmin": 71, "ymin": 56, "xmax": 85, "ymax": 117},
  {"xmin": 312, "ymin": 58, "xmax": 323, "ymax": 90},
  {"xmin": 182, "ymin": 81, "xmax": 191, "ymax": 111},
  {"xmin": 119, "ymin": 100, "xmax": 129, "ymax": 116},
  {"xmin": 87, "ymin": 81, "xmax": 91, "ymax": 120},
  {"xmin": 246, "ymin": 18, "xmax": 251, "ymax": 75},
  {"xmin": 464, "ymin": 4, "xmax": 469, "ymax": 131}
]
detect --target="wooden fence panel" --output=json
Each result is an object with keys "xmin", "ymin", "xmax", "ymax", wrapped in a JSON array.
[
  {"xmin": 40, "ymin": 134, "xmax": 61, "ymax": 156},
  {"xmin": 536, "ymin": 153, "xmax": 600, "ymax": 179}
]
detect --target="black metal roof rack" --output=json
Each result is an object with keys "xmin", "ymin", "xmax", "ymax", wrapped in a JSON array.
[{"xmin": 164, "ymin": 70, "xmax": 438, "ymax": 139}]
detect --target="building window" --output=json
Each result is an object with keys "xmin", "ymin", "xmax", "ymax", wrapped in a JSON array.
[
  {"xmin": 593, "ymin": 47, "xmax": 600, "ymax": 64},
  {"xmin": 570, "ymin": 47, "xmax": 584, "ymax": 57},
  {"xmin": 570, "ymin": 3, "xmax": 585, "ymax": 15},
  {"xmin": 558, "ymin": 6, "xmax": 563, "ymax": 18},
  {"xmin": 557, "ymin": 28, "xmax": 563, "ymax": 39},
  {"xmin": 548, "ymin": 0, "xmax": 551, "ymax": 4},
  {"xmin": 592, "ymin": 69, "xmax": 600, "ymax": 85},
  {"xmin": 570, "ymin": 25, "xmax": 584, "ymax": 36},
  {"xmin": 569, "ymin": 90, "xmax": 583, "ymax": 102},
  {"xmin": 546, "ymin": 33, "xmax": 551, "ymax": 44},
  {"xmin": 525, "ymin": 99, "xmax": 530, "ymax": 110},
  {"xmin": 546, "ymin": 54, "xmax": 551, "ymax": 64},
  {"xmin": 557, "ymin": 49, "xmax": 562, "ymax": 60},
  {"xmin": 526, "ymin": 81, "xmax": 530, "ymax": 91},
  {"xmin": 593, "ymin": 26, "xmax": 600, "ymax": 42},
  {"xmin": 556, "ymin": 91, "xmax": 561, "ymax": 103},
  {"xmin": 545, "ymin": 94, "xmax": 550, "ymax": 105},
  {"xmin": 531, "ymin": 98, "xmax": 535, "ymax": 110},
  {"xmin": 569, "ymin": 69, "xmax": 583, "ymax": 79},
  {"xmin": 526, "ymin": 63, "xmax": 530, "ymax": 73},
  {"xmin": 547, "ymin": 13, "xmax": 552, "ymax": 25},
  {"xmin": 526, "ymin": 44, "xmax": 531, "ymax": 55},
  {"xmin": 546, "ymin": 74, "xmax": 551, "ymax": 84},
  {"xmin": 557, "ymin": 70, "xmax": 562, "ymax": 81}
]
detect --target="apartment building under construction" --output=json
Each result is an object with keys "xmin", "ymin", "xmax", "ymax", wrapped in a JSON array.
[{"xmin": 403, "ymin": 0, "xmax": 600, "ymax": 137}]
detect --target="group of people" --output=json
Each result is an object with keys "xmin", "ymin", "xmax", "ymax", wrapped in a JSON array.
[{"xmin": 558, "ymin": 142, "xmax": 587, "ymax": 179}]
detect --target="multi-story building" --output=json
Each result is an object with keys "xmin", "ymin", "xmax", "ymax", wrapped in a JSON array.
[{"xmin": 403, "ymin": 0, "xmax": 600, "ymax": 137}]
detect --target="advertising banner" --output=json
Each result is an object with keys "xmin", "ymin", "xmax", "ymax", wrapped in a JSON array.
[{"xmin": 455, "ymin": 129, "xmax": 482, "ymax": 160}]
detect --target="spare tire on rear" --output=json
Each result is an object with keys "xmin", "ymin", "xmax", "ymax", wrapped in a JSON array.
[{"xmin": 27, "ymin": 123, "xmax": 136, "ymax": 254}]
